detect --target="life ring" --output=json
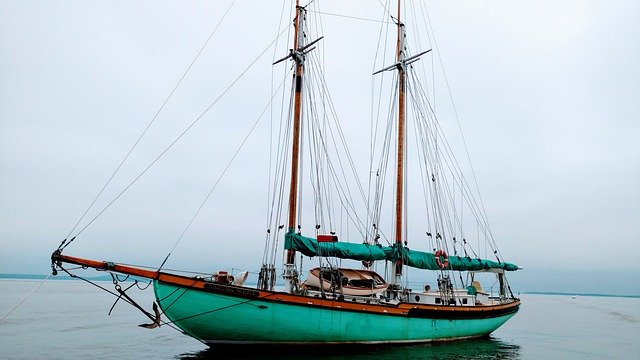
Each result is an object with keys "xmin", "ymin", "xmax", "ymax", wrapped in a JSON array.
[{"xmin": 435, "ymin": 249, "xmax": 449, "ymax": 269}]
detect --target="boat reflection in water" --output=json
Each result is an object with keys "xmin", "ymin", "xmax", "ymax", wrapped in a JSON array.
[{"xmin": 178, "ymin": 336, "xmax": 521, "ymax": 360}]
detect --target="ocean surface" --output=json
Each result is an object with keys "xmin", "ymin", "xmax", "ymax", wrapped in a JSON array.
[{"xmin": 1, "ymin": 279, "xmax": 639, "ymax": 359}]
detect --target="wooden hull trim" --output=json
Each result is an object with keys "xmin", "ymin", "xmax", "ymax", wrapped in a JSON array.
[
  {"xmin": 51, "ymin": 252, "xmax": 520, "ymax": 320},
  {"xmin": 166, "ymin": 278, "xmax": 521, "ymax": 320}
]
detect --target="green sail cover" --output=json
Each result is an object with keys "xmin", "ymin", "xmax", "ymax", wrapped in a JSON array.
[{"xmin": 284, "ymin": 231, "xmax": 518, "ymax": 271}]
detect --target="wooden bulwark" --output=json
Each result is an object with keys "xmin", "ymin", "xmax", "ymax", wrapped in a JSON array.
[{"xmin": 52, "ymin": 252, "xmax": 520, "ymax": 320}]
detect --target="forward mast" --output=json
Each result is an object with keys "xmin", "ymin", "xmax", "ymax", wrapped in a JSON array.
[
  {"xmin": 284, "ymin": 1, "xmax": 306, "ymax": 293},
  {"xmin": 393, "ymin": 0, "xmax": 407, "ymax": 285}
]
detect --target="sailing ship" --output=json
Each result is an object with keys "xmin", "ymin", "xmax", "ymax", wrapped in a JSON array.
[{"xmin": 51, "ymin": 0, "xmax": 521, "ymax": 346}]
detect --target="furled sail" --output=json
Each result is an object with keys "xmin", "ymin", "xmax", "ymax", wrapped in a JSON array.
[{"xmin": 285, "ymin": 231, "xmax": 519, "ymax": 271}]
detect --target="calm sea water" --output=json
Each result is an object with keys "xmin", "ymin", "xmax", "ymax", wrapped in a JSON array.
[{"xmin": 1, "ymin": 279, "xmax": 639, "ymax": 359}]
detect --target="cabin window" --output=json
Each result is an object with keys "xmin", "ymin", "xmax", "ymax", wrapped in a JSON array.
[
  {"xmin": 462, "ymin": 298, "xmax": 468, "ymax": 304},
  {"xmin": 414, "ymin": 295, "xmax": 421, "ymax": 302},
  {"xmin": 351, "ymin": 279, "xmax": 375, "ymax": 288},
  {"xmin": 435, "ymin": 297, "xmax": 441, "ymax": 304}
]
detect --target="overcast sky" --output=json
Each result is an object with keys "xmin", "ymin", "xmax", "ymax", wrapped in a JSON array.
[{"xmin": 1, "ymin": 1, "xmax": 639, "ymax": 295}]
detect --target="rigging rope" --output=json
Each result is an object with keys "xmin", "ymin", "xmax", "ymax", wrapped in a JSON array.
[
  {"xmin": 408, "ymin": 63, "xmax": 491, "ymax": 263},
  {"xmin": 367, "ymin": 0, "xmax": 393, "ymax": 246},
  {"xmin": 58, "ymin": 0, "xmax": 237, "ymax": 251},
  {"xmin": 418, "ymin": 3, "xmax": 504, "ymax": 259},
  {"xmin": 60, "ymin": 25, "xmax": 292, "ymax": 248},
  {"xmin": 263, "ymin": 0, "xmax": 291, "ymax": 269},
  {"xmin": 0, "ymin": 274, "xmax": 52, "ymax": 323},
  {"xmin": 306, "ymin": 47, "xmax": 379, "ymax": 240},
  {"xmin": 360, "ymin": 2, "xmax": 508, "ymax": 291},
  {"xmin": 306, "ymin": 9, "xmax": 393, "ymax": 24},
  {"xmin": 158, "ymin": 74, "xmax": 290, "ymax": 271}
]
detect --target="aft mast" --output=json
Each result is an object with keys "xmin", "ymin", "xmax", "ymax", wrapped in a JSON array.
[{"xmin": 372, "ymin": 0, "xmax": 431, "ymax": 287}]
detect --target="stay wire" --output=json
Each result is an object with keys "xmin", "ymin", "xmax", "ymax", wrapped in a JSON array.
[
  {"xmin": 306, "ymin": 9, "xmax": 392, "ymax": 24},
  {"xmin": 367, "ymin": 0, "xmax": 392, "ymax": 243},
  {"xmin": 0, "ymin": 273, "xmax": 52, "ymax": 323},
  {"xmin": 59, "ymin": 0, "xmax": 237, "ymax": 251},
  {"xmin": 264, "ymin": 0, "xmax": 290, "ymax": 266},
  {"xmin": 407, "ymin": 67, "xmax": 495, "ymax": 258},
  {"xmin": 421, "ymin": 5, "xmax": 503, "ymax": 258},
  {"xmin": 157, "ymin": 74, "xmax": 289, "ymax": 271},
  {"xmin": 304, "ymin": 54, "xmax": 371, "ymax": 238},
  {"xmin": 62, "ymin": 25, "xmax": 291, "ymax": 246}
]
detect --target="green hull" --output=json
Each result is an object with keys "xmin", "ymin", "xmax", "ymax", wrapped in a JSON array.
[{"xmin": 154, "ymin": 281, "xmax": 518, "ymax": 345}]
